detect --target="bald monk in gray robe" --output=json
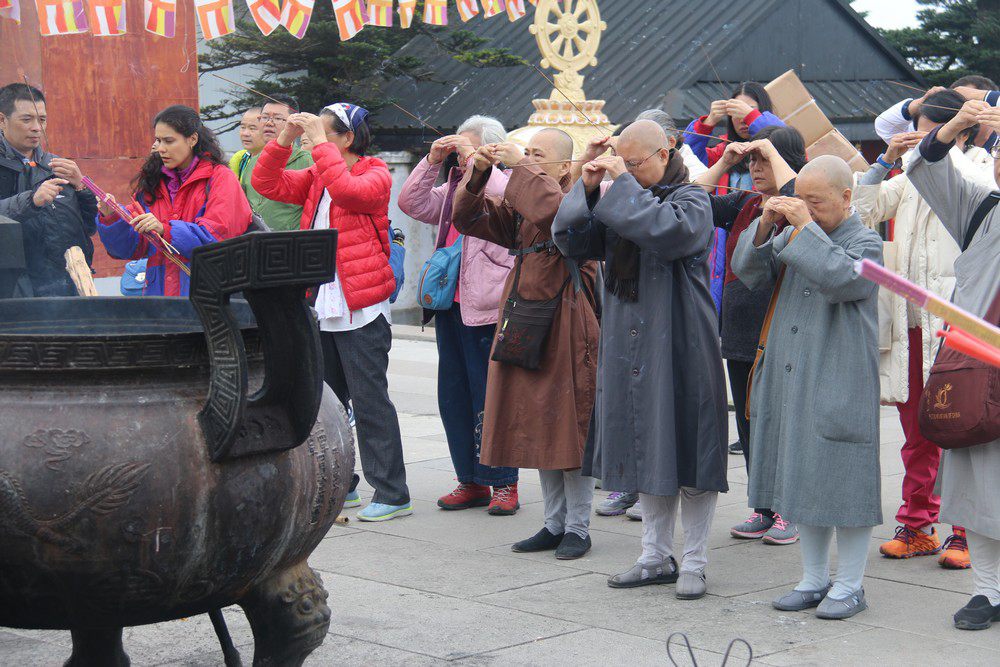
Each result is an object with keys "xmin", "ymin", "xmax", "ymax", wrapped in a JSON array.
[
  {"xmin": 732, "ymin": 155, "xmax": 883, "ymax": 620},
  {"xmin": 553, "ymin": 119, "xmax": 728, "ymax": 600}
]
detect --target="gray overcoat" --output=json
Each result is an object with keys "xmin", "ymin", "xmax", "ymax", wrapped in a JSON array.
[
  {"xmin": 552, "ymin": 176, "xmax": 729, "ymax": 496},
  {"xmin": 907, "ymin": 140, "xmax": 1000, "ymax": 541},
  {"xmin": 732, "ymin": 214, "xmax": 883, "ymax": 527}
]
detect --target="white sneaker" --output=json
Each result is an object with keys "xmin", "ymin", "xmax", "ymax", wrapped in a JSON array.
[{"xmin": 625, "ymin": 500, "xmax": 642, "ymax": 521}]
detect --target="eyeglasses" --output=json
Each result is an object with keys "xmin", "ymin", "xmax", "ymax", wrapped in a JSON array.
[
  {"xmin": 258, "ymin": 114, "xmax": 287, "ymax": 124},
  {"xmin": 613, "ymin": 149, "xmax": 663, "ymax": 170},
  {"xmin": 990, "ymin": 142, "xmax": 1000, "ymax": 159}
]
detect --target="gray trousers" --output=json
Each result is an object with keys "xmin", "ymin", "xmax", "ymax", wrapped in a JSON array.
[
  {"xmin": 539, "ymin": 469, "xmax": 595, "ymax": 539},
  {"xmin": 639, "ymin": 489, "xmax": 718, "ymax": 574},
  {"xmin": 319, "ymin": 316, "xmax": 409, "ymax": 506}
]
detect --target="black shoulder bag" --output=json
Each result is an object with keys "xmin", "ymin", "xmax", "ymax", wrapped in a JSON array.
[{"xmin": 491, "ymin": 215, "xmax": 572, "ymax": 370}]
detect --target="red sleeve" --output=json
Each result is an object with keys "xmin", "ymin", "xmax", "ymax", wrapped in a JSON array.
[
  {"xmin": 742, "ymin": 109, "xmax": 762, "ymax": 126},
  {"xmin": 199, "ymin": 166, "xmax": 252, "ymax": 239},
  {"xmin": 250, "ymin": 140, "xmax": 314, "ymax": 206},
  {"xmin": 312, "ymin": 142, "xmax": 391, "ymax": 215},
  {"xmin": 693, "ymin": 116, "xmax": 716, "ymax": 134}
]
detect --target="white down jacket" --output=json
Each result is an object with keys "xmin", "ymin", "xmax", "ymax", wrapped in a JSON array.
[{"xmin": 852, "ymin": 145, "xmax": 995, "ymax": 403}]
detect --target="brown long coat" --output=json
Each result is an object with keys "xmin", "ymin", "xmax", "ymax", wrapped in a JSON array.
[{"xmin": 452, "ymin": 161, "xmax": 600, "ymax": 470}]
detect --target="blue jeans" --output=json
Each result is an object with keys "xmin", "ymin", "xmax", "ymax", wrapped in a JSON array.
[{"xmin": 435, "ymin": 303, "xmax": 518, "ymax": 486}]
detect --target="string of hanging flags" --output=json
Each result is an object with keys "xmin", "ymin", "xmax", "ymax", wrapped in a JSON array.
[{"xmin": 0, "ymin": 0, "xmax": 538, "ymax": 39}]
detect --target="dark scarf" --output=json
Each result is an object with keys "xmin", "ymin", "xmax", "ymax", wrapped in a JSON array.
[{"xmin": 605, "ymin": 150, "xmax": 690, "ymax": 302}]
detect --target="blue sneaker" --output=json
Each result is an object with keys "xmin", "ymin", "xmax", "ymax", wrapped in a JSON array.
[
  {"xmin": 357, "ymin": 502, "xmax": 413, "ymax": 522},
  {"xmin": 343, "ymin": 490, "xmax": 362, "ymax": 508},
  {"xmin": 347, "ymin": 406, "xmax": 356, "ymax": 429}
]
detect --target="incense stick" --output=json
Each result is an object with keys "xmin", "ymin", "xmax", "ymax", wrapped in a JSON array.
[
  {"xmin": 18, "ymin": 71, "xmax": 51, "ymax": 153},
  {"xmin": 391, "ymin": 102, "xmax": 444, "ymax": 136},
  {"xmin": 678, "ymin": 128, "xmax": 730, "ymax": 144},
  {"xmin": 211, "ymin": 73, "xmax": 290, "ymax": 109},
  {"xmin": 885, "ymin": 81, "xmax": 964, "ymax": 112},
  {"xmin": 528, "ymin": 63, "xmax": 610, "ymax": 137}
]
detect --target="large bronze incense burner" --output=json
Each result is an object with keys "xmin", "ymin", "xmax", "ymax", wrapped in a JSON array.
[{"xmin": 0, "ymin": 230, "xmax": 353, "ymax": 666}]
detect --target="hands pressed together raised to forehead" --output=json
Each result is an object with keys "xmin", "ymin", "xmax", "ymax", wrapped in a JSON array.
[
  {"xmin": 763, "ymin": 196, "xmax": 811, "ymax": 229},
  {"xmin": 884, "ymin": 131, "xmax": 927, "ymax": 163}
]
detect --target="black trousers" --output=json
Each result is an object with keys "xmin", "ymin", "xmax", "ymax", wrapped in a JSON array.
[
  {"xmin": 727, "ymin": 358, "xmax": 773, "ymax": 517},
  {"xmin": 319, "ymin": 316, "xmax": 409, "ymax": 505}
]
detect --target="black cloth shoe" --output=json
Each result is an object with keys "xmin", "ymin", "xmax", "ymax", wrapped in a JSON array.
[
  {"xmin": 728, "ymin": 440, "xmax": 743, "ymax": 455},
  {"xmin": 511, "ymin": 527, "xmax": 564, "ymax": 553},
  {"xmin": 555, "ymin": 532, "xmax": 592, "ymax": 560},
  {"xmin": 954, "ymin": 595, "xmax": 1000, "ymax": 630}
]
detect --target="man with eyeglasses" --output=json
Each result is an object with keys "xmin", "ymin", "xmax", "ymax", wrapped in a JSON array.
[
  {"xmin": 240, "ymin": 94, "xmax": 313, "ymax": 231},
  {"xmin": 553, "ymin": 119, "xmax": 728, "ymax": 600}
]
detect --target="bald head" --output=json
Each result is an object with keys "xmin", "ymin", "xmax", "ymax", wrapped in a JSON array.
[
  {"xmin": 794, "ymin": 155, "xmax": 854, "ymax": 230},
  {"xmin": 799, "ymin": 155, "xmax": 853, "ymax": 192},
  {"xmin": 619, "ymin": 119, "xmax": 669, "ymax": 153},
  {"xmin": 531, "ymin": 128, "xmax": 574, "ymax": 161}
]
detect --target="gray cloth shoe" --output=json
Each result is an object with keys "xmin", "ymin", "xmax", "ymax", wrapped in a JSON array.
[
  {"xmin": 816, "ymin": 588, "xmax": 867, "ymax": 620},
  {"xmin": 773, "ymin": 583, "xmax": 832, "ymax": 611},
  {"xmin": 676, "ymin": 571, "xmax": 707, "ymax": 600},
  {"xmin": 608, "ymin": 556, "xmax": 678, "ymax": 588}
]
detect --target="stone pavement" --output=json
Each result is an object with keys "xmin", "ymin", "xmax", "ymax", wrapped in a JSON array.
[{"xmin": 4, "ymin": 333, "xmax": 1000, "ymax": 666}]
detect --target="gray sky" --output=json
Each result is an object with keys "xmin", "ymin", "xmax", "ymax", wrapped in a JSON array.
[{"xmin": 852, "ymin": 0, "xmax": 922, "ymax": 30}]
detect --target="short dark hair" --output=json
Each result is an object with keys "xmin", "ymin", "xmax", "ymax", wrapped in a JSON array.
[
  {"xmin": 0, "ymin": 83, "xmax": 45, "ymax": 117},
  {"xmin": 752, "ymin": 125, "xmax": 807, "ymax": 173},
  {"xmin": 321, "ymin": 109, "xmax": 372, "ymax": 156},
  {"xmin": 912, "ymin": 89, "xmax": 978, "ymax": 143},
  {"xmin": 263, "ymin": 94, "xmax": 299, "ymax": 114},
  {"xmin": 950, "ymin": 75, "xmax": 997, "ymax": 91}
]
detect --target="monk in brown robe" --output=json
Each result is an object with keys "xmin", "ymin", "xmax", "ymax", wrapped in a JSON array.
[{"xmin": 452, "ymin": 128, "xmax": 601, "ymax": 560}]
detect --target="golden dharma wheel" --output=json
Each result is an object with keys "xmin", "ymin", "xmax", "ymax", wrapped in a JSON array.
[{"xmin": 529, "ymin": 0, "xmax": 606, "ymax": 72}]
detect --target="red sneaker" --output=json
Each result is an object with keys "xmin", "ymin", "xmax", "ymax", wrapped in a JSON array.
[
  {"xmin": 437, "ymin": 482, "xmax": 491, "ymax": 510},
  {"xmin": 488, "ymin": 483, "xmax": 520, "ymax": 516}
]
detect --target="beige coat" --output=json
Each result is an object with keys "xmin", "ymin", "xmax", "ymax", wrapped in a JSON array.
[{"xmin": 852, "ymin": 146, "xmax": 994, "ymax": 403}]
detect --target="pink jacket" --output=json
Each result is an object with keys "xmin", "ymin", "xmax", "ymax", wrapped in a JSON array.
[{"xmin": 399, "ymin": 156, "xmax": 514, "ymax": 326}]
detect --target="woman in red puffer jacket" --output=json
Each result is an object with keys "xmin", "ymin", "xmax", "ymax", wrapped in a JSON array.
[{"xmin": 252, "ymin": 103, "xmax": 411, "ymax": 523}]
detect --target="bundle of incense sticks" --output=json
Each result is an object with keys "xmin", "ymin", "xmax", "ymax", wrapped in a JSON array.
[
  {"xmin": 937, "ymin": 327, "xmax": 1000, "ymax": 369},
  {"xmin": 855, "ymin": 258, "xmax": 1000, "ymax": 349},
  {"xmin": 82, "ymin": 176, "xmax": 191, "ymax": 276}
]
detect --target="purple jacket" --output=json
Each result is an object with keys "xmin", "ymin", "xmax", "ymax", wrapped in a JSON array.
[{"xmin": 399, "ymin": 156, "xmax": 514, "ymax": 326}]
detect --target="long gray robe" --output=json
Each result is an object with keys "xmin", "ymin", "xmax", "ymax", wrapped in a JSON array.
[
  {"xmin": 732, "ymin": 214, "xmax": 883, "ymax": 527},
  {"xmin": 907, "ymin": 141, "xmax": 1000, "ymax": 541},
  {"xmin": 552, "ymin": 176, "xmax": 728, "ymax": 496}
]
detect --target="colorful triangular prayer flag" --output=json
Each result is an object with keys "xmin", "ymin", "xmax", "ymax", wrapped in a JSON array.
[
  {"xmin": 481, "ymin": 0, "xmax": 503, "ymax": 18},
  {"xmin": 422, "ymin": 0, "xmax": 445, "ymax": 25},
  {"xmin": 35, "ymin": 0, "xmax": 88, "ymax": 35},
  {"xmin": 505, "ymin": 0, "xmax": 524, "ymax": 20},
  {"xmin": 397, "ymin": 0, "xmax": 413, "ymax": 28},
  {"xmin": 366, "ymin": 0, "xmax": 391, "ymax": 26},
  {"xmin": 195, "ymin": 0, "xmax": 234, "ymax": 39},
  {"xmin": 456, "ymin": 0, "xmax": 477, "ymax": 21},
  {"xmin": 0, "ymin": 0, "xmax": 21, "ymax": 22},
  {"xmin": 144, "ymin": 0, "xmax": 175, "ymax": 36},
  {"xmin": 246, "ymin": 0, "xmax": 281, "ymax": 35},
  {"xmin": 85, "ymin": 0, "xmax": 125, "ymax": 35},
  {"xmin": 332, "ymin": 0, "xmax": 364, "ymax": 39},
  {"xmin": 0, "ymin": 0, "xmax": 12, "ymax": 11},
  {"xmin": 279, "ymin": 0, "xmax": 313, "ymax": 38}
]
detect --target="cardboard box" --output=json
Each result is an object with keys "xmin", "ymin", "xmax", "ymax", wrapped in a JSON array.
[
  {"xmin": 764, "ymin": 69, "xmax": 813, "ymax": 119},
  {"xmin": 848, "ymin": 153, "xmax": 871, "ymax": 173},
  {"xmin": 782, "ymin": 101, "xmax": 835, "ymax": 146},
  {"xmin": 807, "ymin": 128, "xmax": 859, "ymax": 162}
]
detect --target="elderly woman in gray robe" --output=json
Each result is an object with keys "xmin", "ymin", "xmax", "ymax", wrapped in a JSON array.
[
  {"xmin": 906, "ymin": 99, "xmax": 1000, "ymax": 631},
  {"xmin": 732, "ymin": 155, "xmax": 883, "ymax": 621},
  {"xmin": 552, "ymin": 120, "xmax": 728, "ymax": 601}
]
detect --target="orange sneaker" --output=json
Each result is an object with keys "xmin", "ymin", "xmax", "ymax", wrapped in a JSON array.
[
  {"xmin": 939, "ymin": 531, "xmax": 972, "ymax": 569},
  {"xmin": 879, "ymin": 525, "xmax": 942, "ymax": 558}
]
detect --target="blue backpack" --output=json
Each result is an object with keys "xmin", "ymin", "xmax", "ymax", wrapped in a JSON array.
[
  {"xmin": 120, "ymin": 258, "xmax": 148, "ymax": 296},
  {"xmin": 388, "ymin": 227, "xmax": 406, "ymax": 304},
  {"xmin": 417, "ymin": 236, "xmax": 463, "ymax": 311}
]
